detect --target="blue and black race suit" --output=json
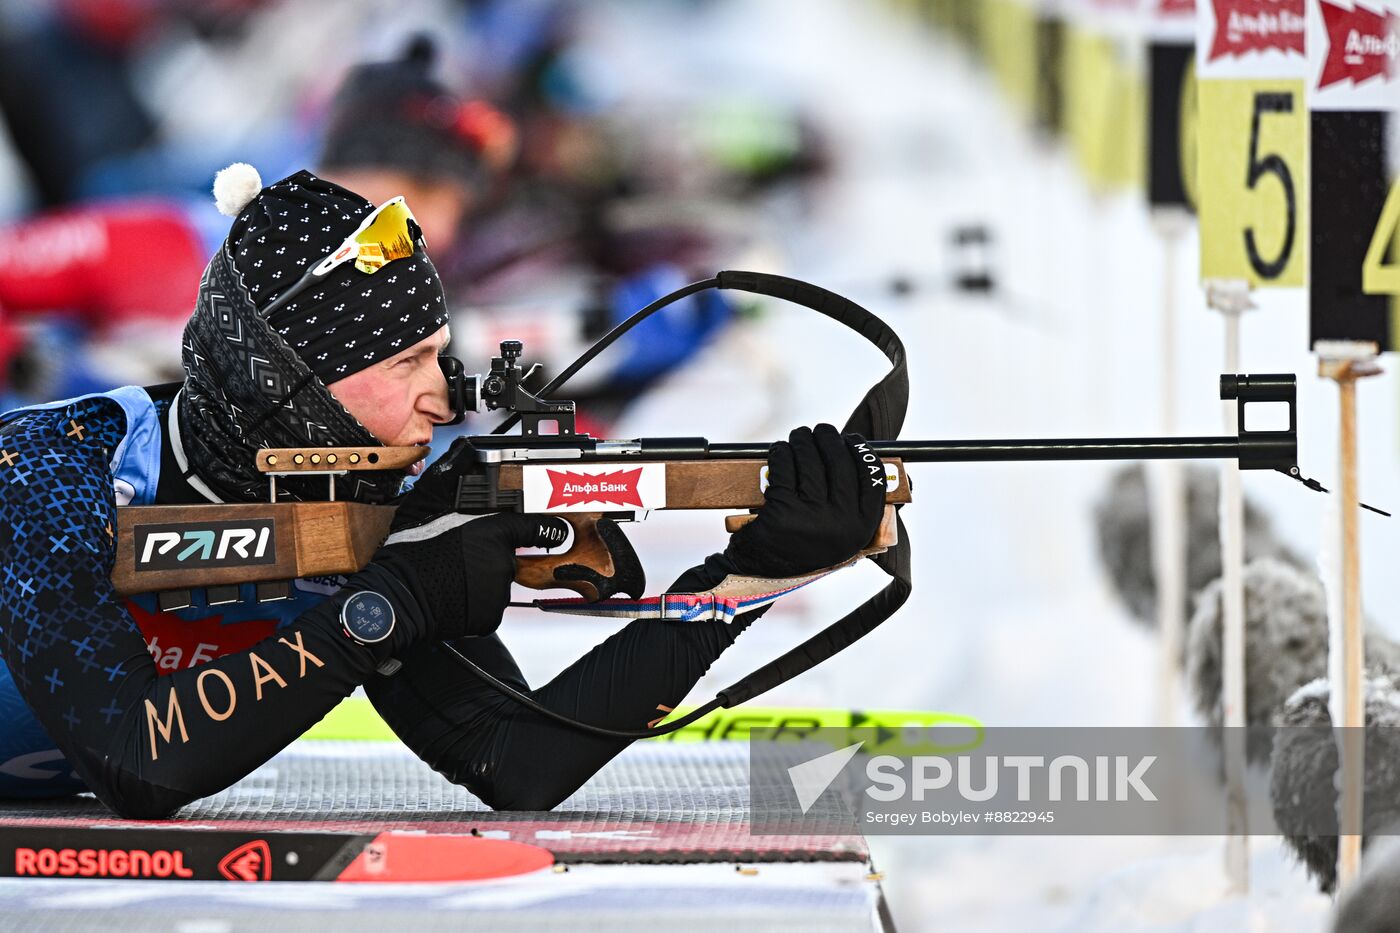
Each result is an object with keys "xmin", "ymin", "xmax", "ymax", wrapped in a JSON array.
[{"xmin": 0, "ymin": 384, "xmax": 755, "ymax": 817}]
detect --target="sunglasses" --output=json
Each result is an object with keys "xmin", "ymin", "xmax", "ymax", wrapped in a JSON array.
[
  {"xmin": 260, "ymin": 196, "xmax": 425, "ymax": 320},
  {"xmin": 258, "ymin": 195, "xmax": 470, "ymax": 425}
]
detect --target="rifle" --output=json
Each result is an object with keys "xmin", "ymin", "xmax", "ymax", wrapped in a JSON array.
[{"xmin": 112, "ymin": 271, "xmax": 1338, "ymax": 737}]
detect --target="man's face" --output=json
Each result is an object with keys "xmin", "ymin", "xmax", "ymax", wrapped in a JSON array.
[{"xmin": 326, "ymin": 325, "xmax": 454, "ymax": 469}]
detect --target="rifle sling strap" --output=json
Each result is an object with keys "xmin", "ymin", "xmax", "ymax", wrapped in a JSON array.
[{"xmin": 709, "ymin": 271, "xmax": 911, "ymax": 707}]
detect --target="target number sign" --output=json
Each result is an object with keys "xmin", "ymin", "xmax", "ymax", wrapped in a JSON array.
[
  {"xmin": 1196, "ymin": 0, "xmax": 1309, "ymax": 287},
  {"xmin": 1363, "ymin": 179, "xmax": 1400, "ymax": 296},
  {"xmin": 1064, "ymin": 4, "xmax": 1145, "ymax": 192},
  {"xmin": 1146, "ymin": 0, "xmax": 1200, "ymax": 211},
  {"xmin": 1306, "ymin": 0, "xmax": 1400, "ymax": 349},
  {"xmin": 1199, "ymin": 80, "xmax": 1306, "ymax": 283}
]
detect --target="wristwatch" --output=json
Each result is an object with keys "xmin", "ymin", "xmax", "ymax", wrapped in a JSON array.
[{"xmin": 340, "ymin": 590, "xmax": 396, "ymax": 645}]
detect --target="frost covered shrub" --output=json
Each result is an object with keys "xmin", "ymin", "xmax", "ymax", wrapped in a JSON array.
[
  {"xmin": 1270, "ymin": 676, "xmax": 1400, "ymax": 894},
  {"xmin": 1330, "ymin": 838, "xmax": 1400, "ymax": 932},
  {"xmin": 1093, "ymin": 464, "xmax": 1302, "ymax": 632},
  {"xmin": 1187, "ymin": 558, "xmax": 1400, "ymax": 765}
]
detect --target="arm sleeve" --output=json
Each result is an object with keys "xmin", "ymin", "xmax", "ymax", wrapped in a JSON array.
[
  {"xmin": 366, "ymin": 552, "xmax": 768, "ymax": 810},
  {"xmin": 0, "ymin": 399, "xmax": 427, "ymax": 818}
]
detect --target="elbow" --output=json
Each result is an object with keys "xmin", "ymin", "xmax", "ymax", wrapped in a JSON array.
[
  {"xmin": 104, "ymin": 795, "xmax": 182, "ymax": 821},
  {"xmin": 452, "ymin": 764, "xmax": 574, "ymax": 812},
  {"xmin": 87, "ymin": 772, "xmax": 192, "ymax": 821},
  {"xmin": 476, "ymin": 784, "xmax": 572, "ymax": 812}
]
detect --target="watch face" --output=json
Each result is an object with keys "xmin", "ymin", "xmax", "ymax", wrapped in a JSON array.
[{"xmin": 341, "ymin": 591, "xmax": 395, "ymax": 644}]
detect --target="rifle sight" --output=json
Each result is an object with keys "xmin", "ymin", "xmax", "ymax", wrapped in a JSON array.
[{"xmin": 440, "ymin": 340, "xmax": 577, "ymax": 436}]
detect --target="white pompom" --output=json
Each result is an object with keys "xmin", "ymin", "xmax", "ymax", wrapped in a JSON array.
[{"xmin": 213, "ymin": 163, "xmax": 263, "ymax": 217}]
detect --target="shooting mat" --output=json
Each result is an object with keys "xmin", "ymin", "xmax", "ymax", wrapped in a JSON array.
[{"xmin": 0, "ymin": 741, "xmax": 888, "ymax": 931}]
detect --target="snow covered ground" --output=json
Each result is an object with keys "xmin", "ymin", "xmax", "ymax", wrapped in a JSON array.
[{"xmin": 487, "ymin": 1, "xmax": 1399, "ymax": 929}]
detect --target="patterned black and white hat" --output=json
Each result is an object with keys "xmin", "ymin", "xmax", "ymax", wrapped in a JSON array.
[
  {"xmin": 177, "ymin": 165, "xmax": 447, "ymax": 504},
  {"xmin": 217, "ymin": 164, "xmax": 448, "ymax": 381}
]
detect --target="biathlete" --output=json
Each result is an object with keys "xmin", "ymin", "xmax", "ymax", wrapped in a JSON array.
[{"xmin": 0, "ymin": 167, "xmax": 884, "ymax": 817}]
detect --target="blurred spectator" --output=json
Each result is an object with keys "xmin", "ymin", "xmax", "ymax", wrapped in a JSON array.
[
  {"xmin": 0, "ymin": 31, "xmax": 513, "ymax": 402},
  {"xmin": 318, "ymin": 34, "xmax": 517, "ymax": 256},
  {"xmin": 0, "ymin": 202, "xmax": 203, "ymax": 330},
  {"xmin": 0, "ymin": 200, "xmax": 208, "ymax": 400},
  {"xmin": 0, "ymin": 2, "xmax": 810, "ymax": 423},
  {"xmin": 0, "ymin": 0, "xmax": 161, "ymax": 206}
]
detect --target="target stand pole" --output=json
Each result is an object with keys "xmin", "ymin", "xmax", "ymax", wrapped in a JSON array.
[
  {"xmin": 1205, "ymin": 279, "xmax": 1254, "ymax": 893},
  {"xmin": 1149, "ymin": 457, "xmax": 1186, "ymax": 723},
  {"xmin": 1317, "ymin": 342, "xmax": 1381, "ymax": 890},
  {"xmin": 1150, "ymin": 212, "xmax": 1191, "ymax": 726}
]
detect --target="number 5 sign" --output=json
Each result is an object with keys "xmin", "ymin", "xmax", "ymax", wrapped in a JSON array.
[
  {"xmin": 1307, "ymin": 0, "xmax": 1400, "ymax": 350},
  {"xmin": 1197, "ymin": 0, "xmax": 1310, "ymax": 287}
]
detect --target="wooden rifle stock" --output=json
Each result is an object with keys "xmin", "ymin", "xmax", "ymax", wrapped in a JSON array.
[{"xmin": 112, "ymin": 448, "xmax": 911, "ymax": 601}]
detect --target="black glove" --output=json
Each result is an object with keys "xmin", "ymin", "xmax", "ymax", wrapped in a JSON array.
[
  {"xmin": 387, "ymin": 436, "xmax": 643, "ymax": 604},
  {"xmin": 374, "ymin": 511, "xmax": 568, "ymax": 641},
  {"xmin": 369, "ymin": 438, "xmax": 568, "ymax": 643},
  {"xmin": 388, "ymin": 436, "xmax": 480, "ymax": 534},
  {"xmin": 724, "ymin": 423, "xmax": 885, "ymax": 579}
]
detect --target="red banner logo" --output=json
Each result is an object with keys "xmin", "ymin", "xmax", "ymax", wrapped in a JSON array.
[
  {"xmin": 545, "ymin": 468, "xmax": 646, "ymax": 509},
  {"xmin": 1159, "ymin": 0, "xmax": 1196, "ymax": 15},
  {"xmin": 218, "ymin": 839, "xmax": 271, "ymax": 881},
  {"xmin": 1209, "ymin": 0, "xmax": 1306, "ymax": 60},
  {"xmin": 128, "ymin": 600, "xmax": 278, "ymax": 675},
  {"xmin": 1319, "ymin": 0, "xmax": 1398, "ymax": 87}
]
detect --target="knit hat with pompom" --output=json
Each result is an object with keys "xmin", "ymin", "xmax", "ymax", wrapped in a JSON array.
[
  {"xmin": 175, "ymin": 166, "xmax": 448, "ymax": 504},
  {"xmin": 210, "ymin": 167, "xmax": 448, "ymax": 382}
]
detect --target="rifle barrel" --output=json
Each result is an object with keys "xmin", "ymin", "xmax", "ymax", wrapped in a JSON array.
[
  {"xmin": 705, "ymin": 436, "xmax": 1245, "ymax": 464},
  {"xmin": 877, "ymin": 437, "xmax": 1244, "ymax": 463},
  {"xmin": 477, "ymin": 431, "xmax": 1291, "ymax": 470}
]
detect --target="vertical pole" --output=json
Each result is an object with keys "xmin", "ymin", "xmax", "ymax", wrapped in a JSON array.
[
  {"xmin": 1088, "ymin": 196, "xmax": 1113, "ymax": 423},
  {"xmin": 1218, "ymin": 305, "xmax": 1249, "ymax": 892},
  {"xmin": 1151, "ymin": 460, "xmax": 1186, "ymax": 723},
  {"xmin": 1317, "ymin": 346, "xmax": 1380, "ymax": 891},
  {"xmin": 1152, "ymin": 217, "xmax": 1186, "ymax": 726},
  {"xmin": 1336, "ymin": 370, "xmax": 1364, "ymax": 887}
]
